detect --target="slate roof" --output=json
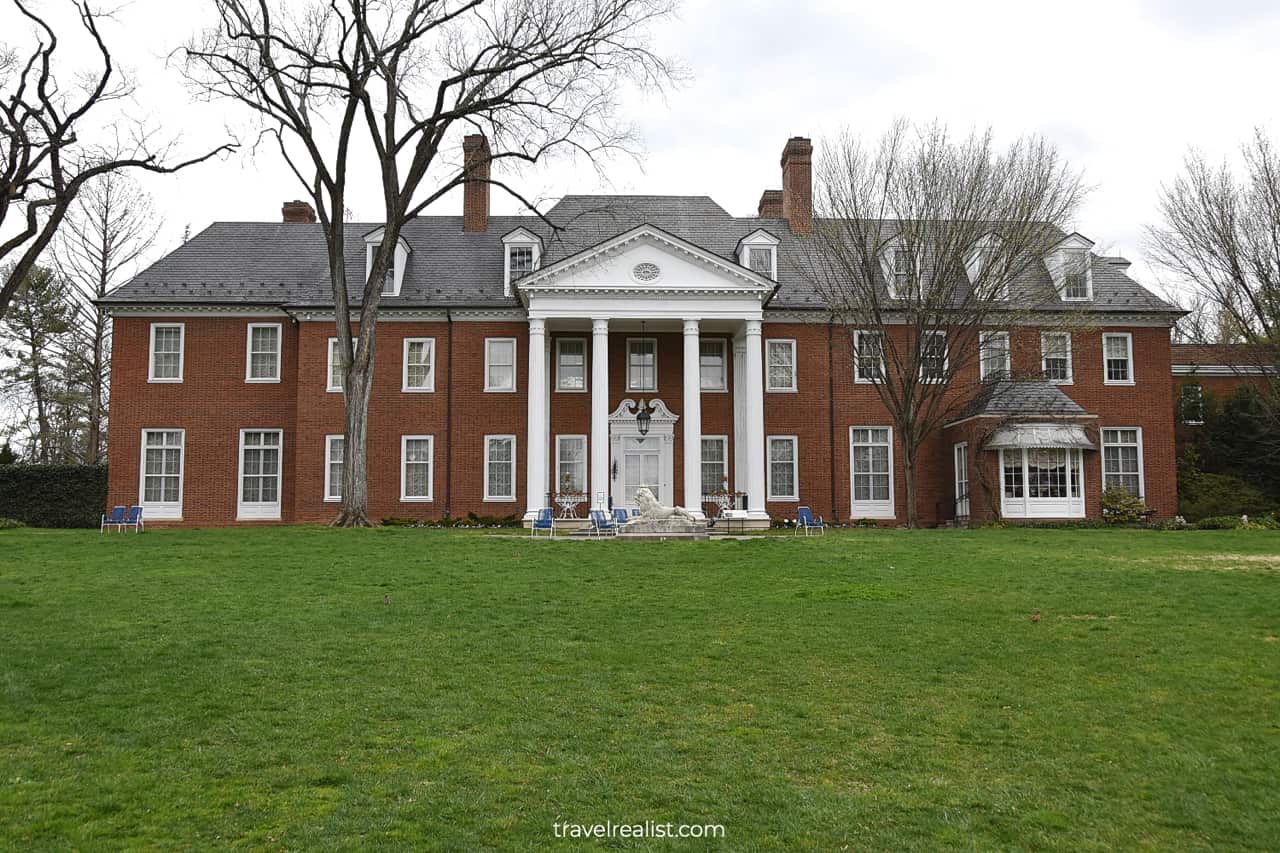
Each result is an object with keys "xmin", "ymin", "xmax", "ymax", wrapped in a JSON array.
[
  {"xmin": 957, "ymin": 380, "xmax": 1089, "ymax": 420},
  {"xmin": 101, "ymin": 195, "xmax": 1181, "ymax": 315},
  {"xmin": 1171, "ymin": 343, "xmax": 1277, "ymax": 366}
]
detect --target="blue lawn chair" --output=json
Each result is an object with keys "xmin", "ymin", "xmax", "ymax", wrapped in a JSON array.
[
  {"xmin": 530, "ymin": 507, "xmax": 555, "ymax": 538},
  {"xmin": 123, "ymin": 506, "xmax": 144, "ymax": 533},
  {"xmin": 101, "ymin": 505, "xmax": 126, "ymax": 533},
  {"xmin": 588, "ymin": 509, "xmax": 617, "ymax": 537},
  {"xmin": 612, "ymin": 508, "xmax": 630, "ymax": 527},
  {"xmin": 796, "ymin": 506, "xmax": 826, "ymax": 536}
]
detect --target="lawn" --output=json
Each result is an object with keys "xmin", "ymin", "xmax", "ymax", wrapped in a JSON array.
[{"xmin": 1, "ymin": 527, "xmax": 1278, "ymax": 850}]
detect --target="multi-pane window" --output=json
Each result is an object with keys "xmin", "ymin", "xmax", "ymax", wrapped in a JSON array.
[
  {"xmin": 979, "ymin": 331, "xmax": 1011, "ymax": 382},
  {"xmin": 324, "ymin": 435, "xmax": 344, "ymax": 501},
  {"xmin": 485, "ymin": 338, "xmax": 517, "ymax": 392},
  {"xmin": 246, "ymin": 324, "xmax": 280, "ymax": 382},
  {"xmin": 855, "ymin": 331, "xmax": 884, "ymax": 383},
  {"xmin": 748, "ymin": 246, "xmax": 774, "ymax": 278},
  {"xmin": 850, "ymin": 427, "xmax": 893, "ymax": 516},
  {"xmin": 1180, "ymin": 383, "xmax": 1204, "ymax": 425},
  {"xmin": 627, "ymin": 338, "xmax": 657, "ymax": 391},
  {"xmin": 508, "ymin": 246, "xmax": 534, "ymax": 281},
  {"xmin": 239, "ymin": 430, "xmax": 281, "ymax": 516},
  {"xmin": 701, "ymin": 436, "xmax": 728, "ymax": 496},
  {"xmin": 766, "ymin": 339, "xmax": 796, "ymax": 391},
  {"xmin": 920, "ymin": 331, "xmax": 947, "ymax": 382},
  {"xmin": 1063, "ymin": 250, "xmax": 1090, "ymax": 300},
  {"xmin": 376, "ymin": 243, "xmax": 396, "ymax": 295},
  {"xmin": 1103, "ymin": 333, "xmax": 1133, "ymax": 384},
  {"xmin": 327, "ymin": 338, "xmax": 359, "ymax": 392},
  {"xmin": 556, "ymin": 339, "xmax": 586, "ymax": 391},
  {"xmin": 402, "ymin": 338, "xmax": 435, "ymax": 392},
  {"xmin": 699, "ymin": 339, "xmax": 726, "ymax": 390},
  {"xmin": 1102, "ymin": 428, "xmax": 1143, "ymax": 496},
  {"xmin": 1000, "ymin": 447, "xmax": 1085, "ymax": 517},
  {"xmin": 1041, "ymin": 332, "xmax": 1072, "ymax": 383},
  {"xmin": 767, "ymin": 436, "xmax": 798, "ymax": 501},
  {"xmin": 401, "ymin": 436, "xmax": 434, "ymax": 501},
  {"xmin": 892, "ymin": 248, "xmax": 912, "ymax": 297},
  {"xmin": 485, "ymin": 435, "xmax": 517, "ymax": 501},
  {"xmin": 140, "ymin": 429, "xmax": 184, "ymax": 517},
  {"xmin": 149, "ymin": 323, "xmax": 184, "ymax": 382},
  {"xmin": 556, "ymin": 435, "xmax": 586, "ymax": 494},
  {"xmin": 954, "ymin": 443, "xmax": 970, "ymax": 518}
]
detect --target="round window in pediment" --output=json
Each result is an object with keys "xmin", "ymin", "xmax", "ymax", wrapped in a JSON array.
[{"xmin": 632, "ymin": 262, "xmax": 661, "ymax": 283}]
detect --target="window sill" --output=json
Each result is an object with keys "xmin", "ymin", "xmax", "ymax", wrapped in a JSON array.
[
  {"xmin": 766, "ymin": 387, "xmax": 798, "ymax": 394},
  {"xmin": 484, "ymin": 387, "xmax": 518, "ymax": 394},
  {"xmin": 1103, "ymin": 380, "xmax": 1136, "ymax": 387},
  {"xmin": 483, "ymin": 496, "xmax": 518, "ymax": 503},
  {"xmin": 402, "ymin": 386, "xmax": 436, "ymax": 394},
  {"xmin": 323, "ymin": 497, "xmax": 340, "ymax": 503},
  {"xmin": 245, "ymin": 377, "xmax": 281, "ymax": 384},
  {"xmin": 700, "ymin": 387, "xmax": 729, "ymax": 394},
  {"xmin": 147, "ymin": 377, "xmax": 183, "ymax": 384},
  {"xmin": 400, "ymin": 496, "xmax": 434, "ymax": 503},
  {"xmin": 1047, "ymin": 379, "xmax": 1074, "ymax": 386},
  {"xmin": 555, "ymin": 387, "xmax": 588, "ymax": 394},
  {"xmin": 769, "ymin": 497, "xmax": 799, "ymax": 503},
  {"xmin": 326, "ymin": 388, "xmax": 343, "ymax": 394}
]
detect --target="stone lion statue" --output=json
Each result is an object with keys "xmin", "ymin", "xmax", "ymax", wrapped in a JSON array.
[{"xmin": 633, "ymin": 487, "xmax": 696, "ymax": 522}]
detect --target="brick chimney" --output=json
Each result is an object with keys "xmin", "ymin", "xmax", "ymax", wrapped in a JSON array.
[
  {"xmin": 282, "ymin": 199, "xmax": 316, "ymax": 223},
  {"xmin": 780, "ymin": 136, "xmax": 813, "ymax": 234},
  {"xmin": 757, "ymin": 189, "xmax": 783, "ymax": 218},
  {"xmin": 462, "ymin": 134, "xmax": 490, "ymax": 233}
]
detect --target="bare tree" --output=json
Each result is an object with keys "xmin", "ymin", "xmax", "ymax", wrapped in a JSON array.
[
  {"xmin": 0, "ymin": 0, "xmax": 233, "ymax": 320},
  {"xmin": 184, "ymin": 0, "xmax": 680, "ymax": 526},
  {"xmin": 54, "ymin": 173, "xmax": 159, "ymax": 463},
  {"xmin": 805, "ymin": 121, "xmax": 1087, "ymax": 527}
]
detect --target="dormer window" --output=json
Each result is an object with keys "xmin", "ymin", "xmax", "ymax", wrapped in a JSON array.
[
  {"xmin": 893, "ymin": 249, "xmax": 912, "ymax": 295},
  {"xmin": 966, "ymin": 234, "xmax": 1008, "ymax": 300},
  {"xmin": 1045, "ymin": 233, "xmax": 1095, "ymax": 302},
  {"xmin": 502, "ymin": 227, "xmax": 542, "ymax": 295},
  {"xmin": 363, "ymin": 229, "xmax": 410, "ymax": 297},
  {"xmin": 737, "ymin": 229, "xmax": 779, "ymax": 280}
]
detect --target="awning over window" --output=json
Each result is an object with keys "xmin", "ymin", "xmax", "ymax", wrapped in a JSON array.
[{"xmin": 984, "ymin": 423, "xmax": 1095, "ymax": 450}]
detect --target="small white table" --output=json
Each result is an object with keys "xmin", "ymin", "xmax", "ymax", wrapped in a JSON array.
[{"xmin": 554, "ymin": 493, "xmax": 589, "ymax": 519}]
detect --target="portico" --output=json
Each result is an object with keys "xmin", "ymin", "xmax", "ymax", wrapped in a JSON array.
[{"xmin": 514, "ymin": 224, "xmax": 775, "ymax": 523}]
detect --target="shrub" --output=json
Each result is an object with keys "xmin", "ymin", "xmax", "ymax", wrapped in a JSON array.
[
  {"xmin": 0, "ymin": 517, "xmax": 25, "ymax": 530},
  {"xmin": 0, "ymin": 465, "xmax": 108, "ymax": 528},
  {"xmin": 1101, "ymin": 488, "xmax": 1150, "ymax": 525},
  {"xmin": 1178, "ymin": 470, "xmax": 1277, "ymax": 522}
]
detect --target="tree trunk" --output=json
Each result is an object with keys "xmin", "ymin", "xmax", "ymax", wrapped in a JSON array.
[
  {"xmin": 333, "ymin": 365, "xmax": 374, "ymax": 527},
  {"xmin": 30, "ymin": 346, "xmax": 51, "ymax": 464},
  {"xmin": 903, "ymin": 448, "xmax": 919, "ymax": 529}
]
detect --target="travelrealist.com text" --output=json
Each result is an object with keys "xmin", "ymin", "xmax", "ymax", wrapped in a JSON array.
[{"xmin": 552, "ymin": 820, "xmax": 725, "ymax": 840}]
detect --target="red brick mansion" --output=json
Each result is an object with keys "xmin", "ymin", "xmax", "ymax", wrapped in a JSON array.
[{"xmin": 102, "ymin": 137, "xmax": 1182, "ymax": 526}]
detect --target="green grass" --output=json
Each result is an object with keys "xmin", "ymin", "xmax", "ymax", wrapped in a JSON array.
[{"xmin": 1, "ymin": 528, "xmax": 1278, "ymax": 850}]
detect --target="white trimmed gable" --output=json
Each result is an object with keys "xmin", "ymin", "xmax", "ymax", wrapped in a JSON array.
[
  {"xmin": 502, "ymin": 227, "xmax": 543, "ymax": 296},
  {"xmin": 515, "ymin": 224, "xmax": 774, "ymax": 320},
  {"xmin": 1044, "ymin": 232, "xmax": 1095, "ymax": 301},
  {"xmin": 736, "ymin": 228, "xmax": 780, "ymax": 280}
]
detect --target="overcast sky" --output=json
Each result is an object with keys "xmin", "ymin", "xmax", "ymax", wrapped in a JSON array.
[{"xmin": 7, "ymin": 0, "xmax": 1280, "ymax": 295}]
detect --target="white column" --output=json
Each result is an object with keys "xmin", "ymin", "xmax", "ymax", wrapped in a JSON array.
[
  {"xmin": 524, "ymin": 317, "xmax": 549, "ymax": 519},
  {"xmin": 732, "ymin": 332, "xmax": 747, "ymax": 499},
  {"xmin": 682, "ymin": 319, "xmax": 705, "ymax": 518},
  {"xmin": 590, "ymin": 318, "xmax": 610, "ymax": 510},
  {"xmin": 743, "ymin": 319, "xmax": 769, "ymax": 519}
]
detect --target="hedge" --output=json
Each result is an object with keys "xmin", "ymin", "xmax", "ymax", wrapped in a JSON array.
[{"xmin": 0, "ymin": 465, "xmax": 108, "ymax": 528}]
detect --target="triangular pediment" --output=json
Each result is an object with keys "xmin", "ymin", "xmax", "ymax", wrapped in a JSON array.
[{"xmin": 515, "ymin": 224, "xmax": 776, "ymax": 299}]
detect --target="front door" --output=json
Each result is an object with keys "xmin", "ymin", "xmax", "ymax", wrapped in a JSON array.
[{"xmin": 613, "ymin": 436, "xmax": 666, "ymax": 510}]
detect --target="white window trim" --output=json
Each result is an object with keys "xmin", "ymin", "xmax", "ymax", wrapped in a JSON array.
[
  {"xmin": 502, "ymin": 229, "xmax": 542, "ymax": 295},
  {"xmin": 979, "ymin": 331, "xmax": 1011, "ymax": 382},
  {"xmin": 138, "ymin": 428, "xmax": 185, "ymax": 520},
  {"xmin": 244, "ymin": 323, "xmax": 282, "ymax": 383},
  {"xmin": 849, "ymin": 426, "xmax": 895, "ymax": 519},
  {"xmin": 699, "ymin": 338, "xmax": 728, "ymax": 392},
  {"xmin": 326, "ymin": 338, "xmax": 344, "ymax": 393},
  {"xmin": 700, "ymin": 434, "xmax": 729, "ymax": 496},
  {"xmin": 1061, "ymin": 249, "xmax": 1093, "ymax": 301},
  {"xmin": 147, "ymin": 322, "xmax": 185, "ymax": 383},
  {"xmin": 954, "ymin": 442, "xmax": 970, "ymax": 518},
  {"xmin": 767, "ymin": 435, "xmax": 799, "ymax": 502},
  {"xmin": 555, "ymin": 337, "xmax": 588, "ymax": 393},
  {"xmin": 484, "ymin": 337, "xmax": 518, "ymax": 393},
  {"xmin": 484, "ymin": 434, "xmax": 518, "ymax": 502},
  {"xmin": 1102, "ymin": 332, "xmax": 1135, "ymax": 386},
  {"xmin": 919, "ymin": 330, "xmax": 949, "ymax": 384},
  {"xmin": 625, "ymin": 337, "xmax": 659, "ymax": 392},
  {"xmin": 399, "ymin": 434, "xmax": 435, "ymax": 502},
  {"xmin": 401, "ymin": 337, "xmax": 436, "ymax": 393},
  {"xmin": 555, "ymin": 434, "xmax": 588, "ymax": 494},
  {"xmin": 737, "ymin": 228, "xmax": 780, "ymax": 280},
  {"xmin": 1041, "ymin": 331, "xmax": 1074, "ymax": 385},
  {"xmin": 237, "ymin": 428, "xmax": 283, "ymax": 520},
  {"xmin": 1000, "ymin": 447, "xmax": 1086, "ymax": 519},
  {"xmin": 765, "ymin": 338, "xmax": 798, "ymax": 392},
  {"xmin": 1101, "ymin": 426, "xmax": 1146, "ymax": 499},
  {"xmin": 854, "ymin": 330, "xmax": 884, "ymax": 384},
  {"xmin": 324, "ymin": 434, "xmax": 344, "ymax": 502}
]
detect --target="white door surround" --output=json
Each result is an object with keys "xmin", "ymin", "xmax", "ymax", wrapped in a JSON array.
[{"xmin": 608, "ymin": 398, "xmax": 677, "ymax": 511}]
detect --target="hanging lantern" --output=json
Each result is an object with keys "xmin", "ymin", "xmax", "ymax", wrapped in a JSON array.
[{"xmin": 636, "ymin": 398, "xmax": 651, "ymax": 436}]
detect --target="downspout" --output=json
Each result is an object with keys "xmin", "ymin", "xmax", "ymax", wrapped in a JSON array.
[
  {"xmin": 444, "ymin": 309, "xmax": 454, "ymax": 518},
  {"xmin": 827, "ymin": 314, "xmax": 839, "ymax": 524}
]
